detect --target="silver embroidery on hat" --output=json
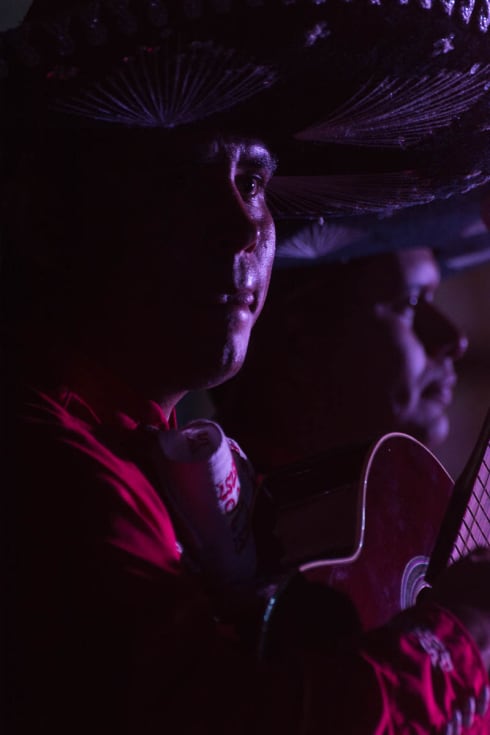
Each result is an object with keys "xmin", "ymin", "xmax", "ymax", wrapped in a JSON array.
[
  {"xmin": 267, "ymin": 167, "xmax": 490, "ymax": 218},
  {"xmin": 55, "ymin": 41, "xmax": 277, "ymax": 127},
  {"xmin": 295, "ymin": 66, "xmax": 490, "ymax": 149},
  {"xmin": 275, "ymin": 220, "xmax": 365, "ymax": 261},
  {"xmin": 432, "ymin": 34, "xmax": 456, "ymax": 56},
  {"xmin": 304, "ymin": 21, "xmax": 330, "ymax": 47},
  {"xmin": 267, "ymin": 172, "xmax": 437, "ymax": 218}
]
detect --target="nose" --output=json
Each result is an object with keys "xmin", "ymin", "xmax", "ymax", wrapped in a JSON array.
[
  {"xmin": 415, "ymin": 301, "xmax": 468, "ymax": 361},
  {"xmin": 208, "ymin": 181, "xmax": 259, "ymax": 254}
]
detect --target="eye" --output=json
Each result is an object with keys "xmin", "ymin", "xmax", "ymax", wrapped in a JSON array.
[
  {"xmin": 391, "ymin": 289, "xmax": 432, "ymax": 321},
  {"xmin": 393, "ymin": 293, "xmax": 420, "ymax": 314},
  {"xmin": 235, "ymin": 173, "xmax": 266, "ymax": 201}
]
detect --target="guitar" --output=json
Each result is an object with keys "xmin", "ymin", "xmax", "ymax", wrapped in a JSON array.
[
  {"xmin": 256, "ymin": 409, "xmax": 490, "ymax": 653},
  {"xmin": 427, "ymin": 407, "xmax": 490, "ymax": 582}
]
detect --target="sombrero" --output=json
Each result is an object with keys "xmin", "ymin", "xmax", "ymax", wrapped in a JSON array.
[
  {"xmin": 2, "ymin": 0, "xmax": 490, "ymax": 220},
  {"xmin": 274, "ymin": 184, "xmax": 490, "ymax": 274}
]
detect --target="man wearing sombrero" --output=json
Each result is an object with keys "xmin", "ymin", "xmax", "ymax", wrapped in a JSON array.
[{"xmin": 2, "ymin": 1, "xmax": 490, "ymax": 734}]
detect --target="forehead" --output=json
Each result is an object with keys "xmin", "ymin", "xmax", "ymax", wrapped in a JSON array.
[
  {"xmin": 364, "ymin": 248, "xmax": 440, "ymax": 294},
  {"xmin": 281, "ymin": 247, "xmax": 441, "ymax": 308},
  {"xmin": 78, "ymin": 129, "xmax": 276, "ymax": 185},
  {"xmin": 393, "ymin": 248, "xmax": 439, "ymax": 280},
  {"xmin": 195, "ymin": 136, "xmax": 277, "ymax": 169}
]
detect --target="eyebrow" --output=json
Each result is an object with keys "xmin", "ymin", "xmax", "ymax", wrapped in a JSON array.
[
  {"xmin": 180, "ymin": 135, "xmax": 278, "ymax": 176},
  {"xmin": 221, "ymin": 138, "xmax": 278, "ymax": 175},
  {"xmin": 237, "ymin": 143, "xmax": 278, "ymax": 175}
]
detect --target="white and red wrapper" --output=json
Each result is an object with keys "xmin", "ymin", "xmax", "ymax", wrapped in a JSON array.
[{"xmin": 157, "ymin": 420, "xmax": 256, "ymax": 585}]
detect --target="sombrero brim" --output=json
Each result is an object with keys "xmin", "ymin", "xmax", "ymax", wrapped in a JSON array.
[
  {"xmin": 3, "ymin": 0, "xmax": 490, "ymax": 218},
  {"xmin": 274, "ymin": 185, "xmax": 490, "ymax": 275}
]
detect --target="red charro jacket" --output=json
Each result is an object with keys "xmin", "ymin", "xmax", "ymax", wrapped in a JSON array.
[{"xmin": 4, "ymin": 366, "xmax": 489, "ymax": 735}]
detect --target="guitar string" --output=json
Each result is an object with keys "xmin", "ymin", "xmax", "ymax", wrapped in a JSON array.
[
  {"xmin": 451, "ymin": 454, "xmax": 489, "ymax": 559},
  {"xmin": 467, "ymin": 475, "xmax": 490, "ymax": 537},
  {"xmin": 458, "ymin": 486, "xmax": 487, "ymax": 547},
  {"xmin": 453, "ymin": 449, "xmax": 490, "ymax": 559},
  {"xmin": 470, "ymin": 454, "xmax": 490, "ymax": 545},
  {"xmin": 452, "ymin": 510, "xmax": 481, "ymax": 562},
  {"xmin": 457, "ymin": 480, "xmax": 489, "ymax": 553}
]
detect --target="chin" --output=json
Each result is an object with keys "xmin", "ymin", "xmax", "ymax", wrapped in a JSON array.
[
  {"xmin": 210, "ymin": 354, "xmax": 247, "ymax": 388},
  {"xmin": 412, "ymin": 413, "xmax": 450, "ymax": 449},
  {"xmin": 194, "ymin": 342, "xmax": 249, "ymax": 390}
]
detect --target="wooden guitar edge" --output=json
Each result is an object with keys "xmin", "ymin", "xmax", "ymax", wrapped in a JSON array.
[{"xmin": 299, "ymin": 432, "xmax": 453, "ymax": 574}]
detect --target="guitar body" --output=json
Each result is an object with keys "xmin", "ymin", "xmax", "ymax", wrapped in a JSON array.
[
  {"xmin": 259, "ymin": 433, "xmax": 454, "ymax": 646},
  {"xmin": 304, "ymin": 434, "xmax": 453, "ymax": 629}
]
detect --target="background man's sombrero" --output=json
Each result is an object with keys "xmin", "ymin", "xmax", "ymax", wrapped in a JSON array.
[
  {"xmin": 274, "ymin": 185, "xmax": 490, "ymax": 274},
  {"xmin": 2, "ymin": 0, "xmax": 490, "ymax": 223}
]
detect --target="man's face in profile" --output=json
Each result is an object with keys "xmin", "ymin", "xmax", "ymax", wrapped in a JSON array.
[
  {"xmin": 265, "ymin": 248, "xmax": 467, "ymax": 453},
  {"xmin": 80, "ymin": 131, "xmax": 276, "ymax": 398},
  {"xmin": 346, "ymin": 248, "xmax": 468, "ymax": 447}
]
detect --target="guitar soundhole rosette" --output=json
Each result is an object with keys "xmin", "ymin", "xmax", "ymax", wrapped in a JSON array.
[{"xmin": 400, "ymin": 555, "xmax": 431, "ymax": 610}]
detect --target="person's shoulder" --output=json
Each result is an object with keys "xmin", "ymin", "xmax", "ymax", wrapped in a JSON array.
[
  {"xmin": 7, "ymin": 381, "xmax": 123, "ymax": 489},
  {"xmin": 4, "ymin": 377, "xmax": 180, "ymax": 565},
  {"xmin": 14, "ymin": 383, "xmax": 97, "ymax": 430}
]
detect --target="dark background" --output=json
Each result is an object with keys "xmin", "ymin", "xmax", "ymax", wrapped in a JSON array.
[
  {"xmin": 436, "ymin": 261, "xmax": 490, "ymax": 478},
  {"xmin": 0, "ymin": 1, "xmax": 31, "ymax": 31}
]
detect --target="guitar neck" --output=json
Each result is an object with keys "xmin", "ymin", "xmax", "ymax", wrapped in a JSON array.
[
  {"xmin": 450, "ymin": 439, "xmax": 490, "ymax": 563},
  {"xmin": 426, "ymin": 408, "xmax": 490, "ymax": 583}
]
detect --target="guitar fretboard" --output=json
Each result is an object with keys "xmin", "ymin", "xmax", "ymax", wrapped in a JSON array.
[
  {"xmin": 427, "ymin": 408, "xmax": 490, "ymax": 583},
  {"xmin": 450, "ymin": 441, "xmax": 490, "ymax": 563}
]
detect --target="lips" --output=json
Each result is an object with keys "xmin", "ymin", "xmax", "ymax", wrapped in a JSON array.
[
  {"xmin": 422, "ymin": 372, "xmax": 457, "ymax": 406},
  {"xmin": 212, "ymin": 290, "xmax": 256, "ymax": 308},
  {"xmin": 188, "ymin": 259, "xmax": 261, "ymax": 315},
  {"xmin": 196, "ymin": 272, "xmax": 259, "ymax": 311}
]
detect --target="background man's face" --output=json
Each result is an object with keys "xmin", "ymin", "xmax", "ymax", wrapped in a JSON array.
[
  {"xmin": 84, "ymin": 133, "xmax": 276, "ymax": 398},
  {"xmin": 346, "ymin": 249, "xmax": 467, "ymax": 447},
  {"xmin": 278, "ymin": 248, "xmax": 467, "ymax": 451}
]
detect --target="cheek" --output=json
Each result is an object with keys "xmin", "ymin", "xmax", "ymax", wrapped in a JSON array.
[
  {"xmin": 253, "ymin": 223, "xmax": 276, "ymax": 316},
  {"xmin": 261, "ymin": 214, "xmax": 276, "ymax": 265},
  {"xmin": 326, "ymin": 313, "xmax": 423, "ymax": 401},
  {"xmin": 375, "ymin": 320, "xmax": 428, "ymax": 404}
]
